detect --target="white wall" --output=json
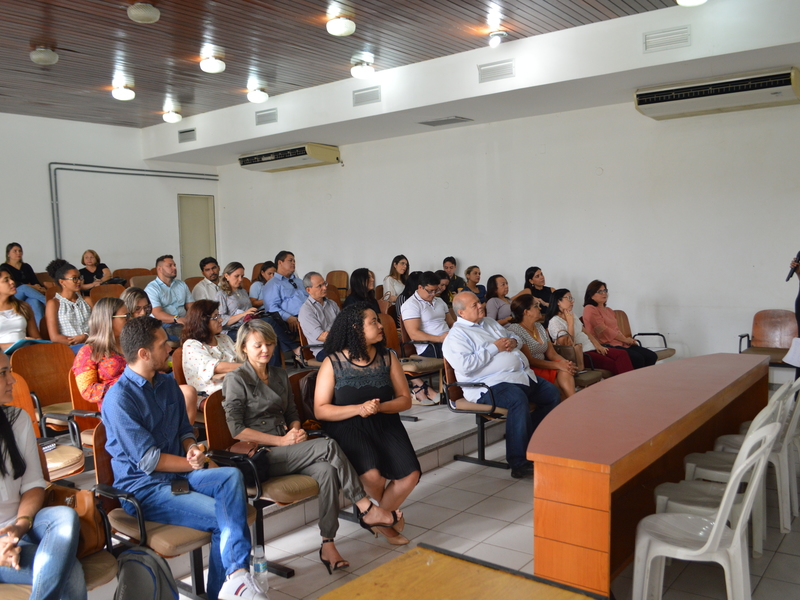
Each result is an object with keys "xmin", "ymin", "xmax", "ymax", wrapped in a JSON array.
[
  {"xmin": 216, "ymin": 101, "xmax": 800, "ymax": 359},
  {"xmin": 0, "ymin": 113, "xmax": 218, "ymax": 277}
]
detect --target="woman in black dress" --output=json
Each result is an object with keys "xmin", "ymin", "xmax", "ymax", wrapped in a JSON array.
[{"xmin": 314, "ymin": 303, "xmax": 420, "ymax": 545}]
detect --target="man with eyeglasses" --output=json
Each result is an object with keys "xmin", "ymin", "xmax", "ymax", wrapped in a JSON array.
[
  {"xmin": 261, "ymin": 251, "xmax": 308, "ymax": 333},
  {"xmin": 298, "ymin": 272, "xmax": 340, "ymax": 361},
  {"xmin": 144, "ymin": 254, "xmax": 194, "ymax": 342},
  {"xmin": 401, "ymin": 271, "xmax": 454, "ymax": 358},
  {"xmin": 191, "ymin": 257, "xmax": 221, "ymax": 302}
]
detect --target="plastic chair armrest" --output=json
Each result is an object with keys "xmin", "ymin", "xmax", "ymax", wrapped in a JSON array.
[{"xmin": 738, "ymin": 333, "xmax": 751, "ymax": 353}]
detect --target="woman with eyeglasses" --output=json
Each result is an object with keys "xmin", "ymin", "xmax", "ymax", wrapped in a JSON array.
[
  {"xmin": 120, "ymin": 287, "xmax": 152, "ymax": 319},
  {"xmin": 44, "ymin": 259, "xmax": 92, "ymax": 351},
  {"xmin": 582, "ymin": 280, "xmax": 657, "ymax": 370},
  {"xmin": 544, "ymin": 288, "xmax": 633, "ymax": 376},
  {"xmin": 181, "ymin": 300, "xmax": 241, "ymax": 421}
]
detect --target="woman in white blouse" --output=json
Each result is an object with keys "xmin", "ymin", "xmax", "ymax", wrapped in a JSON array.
[
  {"xmin": 180, "ymin": 300, "xmax": 241, "ymax": 420},
  {"xmin": 0, "ymin": 267, "xmax": 40, "ymax": 352},
  {"xmin": 215, "ymin": 262, "xmax": 258, "ymax": 339},
  {"xmin": 44, "ymin": 259, "xmax": 92, "ymax": 351},
  {"xmin": 382, "ymin": 255, "xmax": 409, "ymax": 304}
]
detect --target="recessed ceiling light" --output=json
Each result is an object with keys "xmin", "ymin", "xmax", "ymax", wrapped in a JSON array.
[
  {"xmin": 29, "ymin": 47, "xmax": 59, "ymax": 65},
  {"xmin": 127, "ymin": 3, "xmax": 161, "ymax": 24},
  {"xmin": 327, "ymin": 17, "xmax": 356, "ymax": 36},
  {"xmin": 111, "ymin": 86, "xmax": 135, "ymax": 101},
  {"xmin": 488, "ymin": 31, "xmax": 507, "ymax": 48},
  {"xmin": 676, "ymin": 0, "xmax": 707, "ymax": 5},
  {"xmin": 247, "ymin": 88, "xmax": 269, "ymax": 103},
  {"xmin": 163, "ymin": 111, "xmax": 182, "ymax": 123},
  {"xmin": 200, "ymin": 56, "xmax": 226, "ymax": 73}
]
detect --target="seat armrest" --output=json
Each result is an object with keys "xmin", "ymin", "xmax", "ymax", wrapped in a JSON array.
[
  {"xmin": 70, "ymin": 409, "xmax": 102, "ymax": 419},
  {"xmin": 738, "ymin": 333, "xmax": 751, "ymax": 353},
  {"xmin": 634, "ymin": 332, "xmax": 668, "ymax": 348},
  {"xmin": 93, "ymin": 483, "xmax": 147, "ymax": 545},
  {"xmin": 41, "ymin": 411, "xmax": 82, "ymax": 450},
  {"xmin": 445, "ymin": 381, "xmax": 499, "ymax": 414},
  {"xmin": 205, "ymin": 450, "xmax": 263, "ymax": 497}
]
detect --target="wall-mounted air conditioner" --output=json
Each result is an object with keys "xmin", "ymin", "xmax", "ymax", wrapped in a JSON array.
[
  {"xmin": 635, "ymin": 67, "xmax": 800, "ymax": 120},
  {"xmin": 239, "ymin": 143, "xmax": 341, "ymax": 172}
]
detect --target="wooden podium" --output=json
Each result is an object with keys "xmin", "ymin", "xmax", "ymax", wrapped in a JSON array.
[{"xmin": 527, "ymin": 353, "xmax": 769, "ymax": 597}]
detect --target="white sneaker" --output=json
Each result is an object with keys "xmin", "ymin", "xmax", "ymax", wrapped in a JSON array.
[{"xmin": 219, "ymin": 571, "xmax": 269, "ymax": 600}]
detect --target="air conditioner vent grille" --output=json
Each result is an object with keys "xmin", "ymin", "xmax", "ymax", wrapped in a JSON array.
[
  {"xmin": 478, "ymin": 59, "xmax": 514, "ymax": 84},
  {"xmin": 255, "ymin": 109, "xmax": 278, "ymax": 126},
  {"xmin": 643, "ymin": 26, "xmax": 691, "ymax": 53},
  {"xmin": 178, "ymin": 128, "xmax": 196, "ymax": 143},
  {"xmin": 638, "ymin": 72, "xmax": 793, "ymax": 106},
  {"xmin": 353, "ymin": 86, "xmax": 381, "ymax": 107}
]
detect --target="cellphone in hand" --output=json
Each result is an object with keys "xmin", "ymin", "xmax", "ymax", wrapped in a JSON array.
[{"xmin": 171, "ymin": 478, "xmax": 190, "ymax": 495}]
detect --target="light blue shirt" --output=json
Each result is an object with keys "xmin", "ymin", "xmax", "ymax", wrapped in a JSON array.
[
  {"xmin": 144, "ymin": 277, "xmax": 193, "ymax": 318},
  {"xmin": 262, "ymin": 273, "xmax": 308, "ymax": 321},
  {"xmin": 249, "ymin": 281, "xmax": 264, "ymax": 300},
  {"xmin": 442, "ymin": 316, "xmax": 537, "ymax": 402}
]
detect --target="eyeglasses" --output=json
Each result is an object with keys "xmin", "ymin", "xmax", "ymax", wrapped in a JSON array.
[
  {"xmin": 287, "ymin": 278, "xmax": 298, "ymax": 289},
  {"xmin": 422, "ymin": 287, "xmax": 438, "ymax": 295},
  {"xmin": 597, "ymin": 289, "xmax": 609, "ymax": 294},
  {"xmin": 112, "ymin": 314, "xmax": 130, "ymax": 319},
  {"xmin": 563, "ymin": 296, "xmax": 575, "ymax": 301},
  {"xmin": 210, "ymin": 314, "xmax": 223, "ymax": 322},
  {"xmin": 133, "ymin": 304, "xmax": 153, "ymax": 315},
  {"xmin": 64, "ymin": 276, "xmax": 83, "ymax": 282}
]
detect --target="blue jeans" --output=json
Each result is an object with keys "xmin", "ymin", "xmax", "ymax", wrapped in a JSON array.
[
  {"xmin": 125, "ymin": 467, "xmax": 251, "ymax": 600},
  {"xmin": 478, "ymin": 377, "xmax": 560, "ymax": 469},
  {"xmin": 15, "ymin": 284, "xmax": 45, "ymax": 324},
  {"xmin": 0, "ymin": 506, "xmax": 87, "ymax": 600}
]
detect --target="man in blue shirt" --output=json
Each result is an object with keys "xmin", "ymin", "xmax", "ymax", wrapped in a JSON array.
[
  {"xmin": 102, "ymin": 317, "xmax": 266, "ymax": 600},
  {"xmin": 261, "ymin": 250, "xmax": 308, "ymax": 331},
  {"xmin": 145, "ymin": 254, "xmax": 194, "ymax": 341},
  {"xmin": 442, "ymin": 291, "xmax": 560, "ymax": 479}
]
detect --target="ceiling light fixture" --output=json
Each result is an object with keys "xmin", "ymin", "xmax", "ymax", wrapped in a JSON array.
[
  {"xmin": 111, "ymin": 85, "xmax": 135, "ymax": 101},
  {"xmin": 676, "ymin": 0, "xmax": 707, "ymax": 5},
  {"xmin": 127, "ymin": 3, "xmax": 161, "ymax": 24},
  {"xmin": 200, "ymin": 55, "xmax": 226, "ymax": 73},
  {"xmin": 29, "ymin": 47, "xmax": 59, "ymax": 65},
  {"xmin": 247, "ymin": 88, "xmax": 269, "ymax": 103},
  {"xmin": 326, "ymin": 17, "xmax": 356, "ymax": 36},
  {"xmin": 350, "ymin": 61, "xmax": 375, "ymax": 79},
  {"xmin": 163, "ymin": 110, "xmax": 182, "ymax": 123},
  {"xmin": 488, "ymin": 31, "xmax": 507, "ymax": 48}
]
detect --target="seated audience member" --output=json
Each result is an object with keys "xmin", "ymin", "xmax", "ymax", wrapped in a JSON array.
[
  {"xmin": 582, "ymin": 280, "xmax": 657, "ymax": 370},
  {"xmin": 45, "ymin": 259, "xmax": 92, "ymax": 351},
  {"xmin": 545, "ymin": 288, "xmax": 633, "ymax": 376},
  {"xmin": 507, "ymin": 295, "xmax": 577, "ymax": 399},
  {"xmin": 192, "ymin": 257, "xmax": 221, "ymax": 302},
  {"xmin": 261, "ymin": 251, "xmax": 305, "ymax": 363},
  {"xmin": 144, "ymin": 254, "xmax": 193, "ymax": 341},
  {"xmin": 434, "ymin": 270, "xmax": 451, "ymax": 304},
  {"xmin": 223, "ymin": 319, "xmax": 401, "ymax": 571},
  {"xmin": 400, "ymin": 271, "xmax": 453, "ymax": 358},
  {"xmin": 120, "ymin": 286, "xmax": 152, "ymax": 319},
  {"xmin": 79, "ymin": 249, "xmax": 112, "ymax": 293},
  {"xmin": 394, "ymin": 271, "xmax": 422, "ymax": 328},
  {"xmin": 248, "ymin": 261, "xmax": 276, "ymax": 309},
  {"xmin": 382, "ymin": 255, "xmax": 409, "ymax": 304},
  {"xmin": 343, "ymin": 268, "xmax": 380, "ymax": 315},
  {"xmin": 297, "ymin": 272, "xmax": 339, "ymax": 361},
  {"xmin": 460, "ymin": 265, "xmax": 486, "ymax": 303},
  {"xmin": 215, "ymin": 262, "xmax": 258, "ymax": 339},
  {"xmin": 315, "ymin": 304, "xmax": 418, "ymax": 545},
  {"xmin": 181, "ymin": 300, "xmax": 240, "ymax": 422},
  {"xmin": 523, "ymin": 266, "xmax": 556, "ymax": 308},
  {"xmin": 443, "ymin": 291, "xmax": 561, "ymax": 478},
  {"xmin": 0, "ymin": 351, "xmax": 87, "ymax": 599},
  {"xmin": 442, "ymin": 256, "xmax": 465, "ymax": 306},
  {"xmin": 102, "ymin": 316, "xmax": 266, "ymax": 600},
  {"xmin": 1, "ymin": 242, "xmax": 45, "ymax": 324},
  {"xmin": 0, "ymin": 267, "xmax": 40, "ymax": 352},
  {"xmin": 485, "ymin": 274, "xmax": 527, "ymax": 326}
]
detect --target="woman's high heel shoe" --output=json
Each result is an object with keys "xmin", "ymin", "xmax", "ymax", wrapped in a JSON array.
[
  {"xmin": 357, "ymin": 503, "xmax": 401, "ymax": 536},
  {"xmin": 319, "ymin": 539, "xmax": 348, "ymax": 575}
]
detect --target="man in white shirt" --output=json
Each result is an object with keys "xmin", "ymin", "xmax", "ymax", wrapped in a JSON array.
[
  {"xmin": 192, "ymin": 257, "xmax": 221, "ymax": 302},
  {"xmin": 400, "ymin": 271, "xmax": 454, "ymax": 358},
  {"xmin": 298, "ymin": 271, "xmax": 339, "ymax": 361},
  {"xmin": 443, "ymin": 291, "xmax": 560, "ymax": 478}
]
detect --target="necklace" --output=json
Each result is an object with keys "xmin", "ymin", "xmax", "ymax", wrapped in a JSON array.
[{"xmin": 520, "ymin": 321, "xmax": 541, "ymax": 343}]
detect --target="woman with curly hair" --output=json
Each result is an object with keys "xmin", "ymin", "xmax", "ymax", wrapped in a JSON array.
[
  {"xmin": 314, "ymin": 303, "xmax": 420, "ymax": 546},
  {"xmin": 44, "ymin": 259, "xmax": 92, "ymax": 351}
]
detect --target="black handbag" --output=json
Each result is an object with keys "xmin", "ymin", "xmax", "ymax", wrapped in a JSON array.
[{"xmin": 223, "ymin": 441, "xmax": 270, "ymax": 488}]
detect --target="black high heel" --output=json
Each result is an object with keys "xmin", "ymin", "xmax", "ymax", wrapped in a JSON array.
[
  {"xmin": 357, "ymin": 503, "xmax": 401, "ymax": 536},
  {"xmin": 319, "ymin": 539, "xmax": 348, "ymax": 575}
]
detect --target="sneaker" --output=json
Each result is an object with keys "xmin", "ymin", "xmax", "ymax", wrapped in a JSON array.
[{"xmin": 219, "ymin": 571, "xmax": 269, "ymax": 600}]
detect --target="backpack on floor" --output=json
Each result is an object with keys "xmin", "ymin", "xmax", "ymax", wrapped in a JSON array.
[{"xmin": 114, "ymin": 546, "xmax": 179, "ymax": 600}]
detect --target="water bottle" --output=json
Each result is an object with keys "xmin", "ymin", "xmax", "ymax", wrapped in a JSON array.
[{"xmin": 251, "ymin": 545, "xmax": 269, "ymax": 592}]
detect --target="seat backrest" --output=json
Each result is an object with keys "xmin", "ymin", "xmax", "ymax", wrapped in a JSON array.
[
  {"xmin": 45, "ymin": 285, "xmax": 62, "ymax": 301},
  {"xmin": 328, "ymin": 291, "xmax": 342, "ymax": 308},
  {"xmin": 251, "ymin": 263, "xmax": 263, "ymax": 283},
  {"xmin": 614, "ymin": 310, "xmax": 633, "ymax": 339},
  {"xmin": 90, "ymin": 284, "xmax": 125, "ymax": 303},
  {"xmin": 130, "ymin": 274, "xmax": 157, "ymax": 289},
  {"xmin": 779, "ymin": 384, "xmax": 800, "ymax": 449},
  {"xmin": 241, "ymin": 277, "xmax": 251, "ymax": 293},
  {"xmin": 92, "ymin": 422, "xmax": 121, "ymax": 513},
  {"xmin": 184, "ymin": 277, "xmax": 203, "ymax": 292},
  {"xmin": 751, "ymin": 310, "xmax": 798, "ymax": 349},
  {"xmin": 68, "ymin": 369, "xmax": 101, "ymax": 432},
  {"xmin": 114, "ymin": 268, "xmax": 151, "ymax": 280},
  {"xmin": 442, "ymin": 358, "xmax": 464, "ymax": 404},
  {"xmin": 171, "ymin": 347, "xmax": 187, "ymax": 386},
  {"xmin": 703, "ymin": 422, "xmax": 780, "ymax": 555},
  {"xmin": 375, "ymin": 285, "xmax": 384, "ymax": 302},
  {"xmin": 9, "ymin": 372, "xmax": 38, "ymax": 428},
  {"xmin": 377, "ymin": 298, "xmax": 390, "ymax": 315},
  {"xmin": 203, "ymin": 390, "xmax": 236, "ymax": 450},
  {"xmin": 288, "ymin": 370, "xmax": 315, "ymax": 422},
  {"xmin": 296, "ymin": 322, "xmax": 317, "ymax": 362},
  {"xmin": 36, "ymin": 271, "xmax": 54, "ymax": 286},
  {"xmin": 744, "ymin": 380, "xmax": 789, "ymax": 437},
  {"xmin": 379, "ymin": 313, "xmax": 402, "ymax": 355},
  {"xmin": 326, "ymin": 270, "xmax": 348, "ymax": 301},
  {"xmin": 38, "ymin": 316, "xmax": 50, "ymax": 340},
  {"xmin": 11, "ymin": 342, "xmax": 76, "ymax": 409}
]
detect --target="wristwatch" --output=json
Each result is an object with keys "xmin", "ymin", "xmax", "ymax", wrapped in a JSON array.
[{"xmin": 173, "ymin": 315, "xmax": 178, "ymax": 323}]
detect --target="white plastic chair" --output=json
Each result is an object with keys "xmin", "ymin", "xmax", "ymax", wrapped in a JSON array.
[{"xmin": 633, "ymin": 422, "xmax": 780, "ymax": 600}]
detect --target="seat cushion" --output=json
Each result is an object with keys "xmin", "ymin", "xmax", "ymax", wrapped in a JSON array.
[
  {"xmin": 400, "ymin": 356, "xmax": 443, "ymax": 373},
  {"xmin": 81, "ymin": 549, "xmax": 119, "ymax": 590},
  {"xmin": 42, "ymin": 402, "xmax": 76, "ymax": 427},
  {"xmin": 452, "ymin": 399, "xmax": 508, "ymax": 416},
  {"xmin": 80, "ymin": 428, "xmax": 95, "ymax": 447},
  {"xmin": 575, "ymin": 370, "xmax": 603, "ymax": 388},
  {"xmin": 652, "ymin": 348, "xmax": 676, "ymax": 361},
  {"xmin": 260, "ymin": 474, "xmax": 319, "ymax": 504},
  {"xmin": 46, "ymin": 444, "xmax": 85, "ymax": 480}
]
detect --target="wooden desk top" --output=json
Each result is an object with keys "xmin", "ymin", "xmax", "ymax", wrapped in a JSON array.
[
  {"xmin": 319, "ymin": 546, "xmax": 591, "ymax": 600},
  {"xmin": 528, "ymin": 353, "xmax": 768, "ymax": 490}
]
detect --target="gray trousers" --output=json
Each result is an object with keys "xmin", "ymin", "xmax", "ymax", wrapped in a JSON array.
[{"xmin": 266, "ymin": 437, "xmax": 365, "ymax": 538}]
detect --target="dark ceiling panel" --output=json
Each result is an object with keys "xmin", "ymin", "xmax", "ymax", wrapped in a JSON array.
[{"xmin": 0, "ymin": 0, "xmax": 674, "ymax": 128}]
